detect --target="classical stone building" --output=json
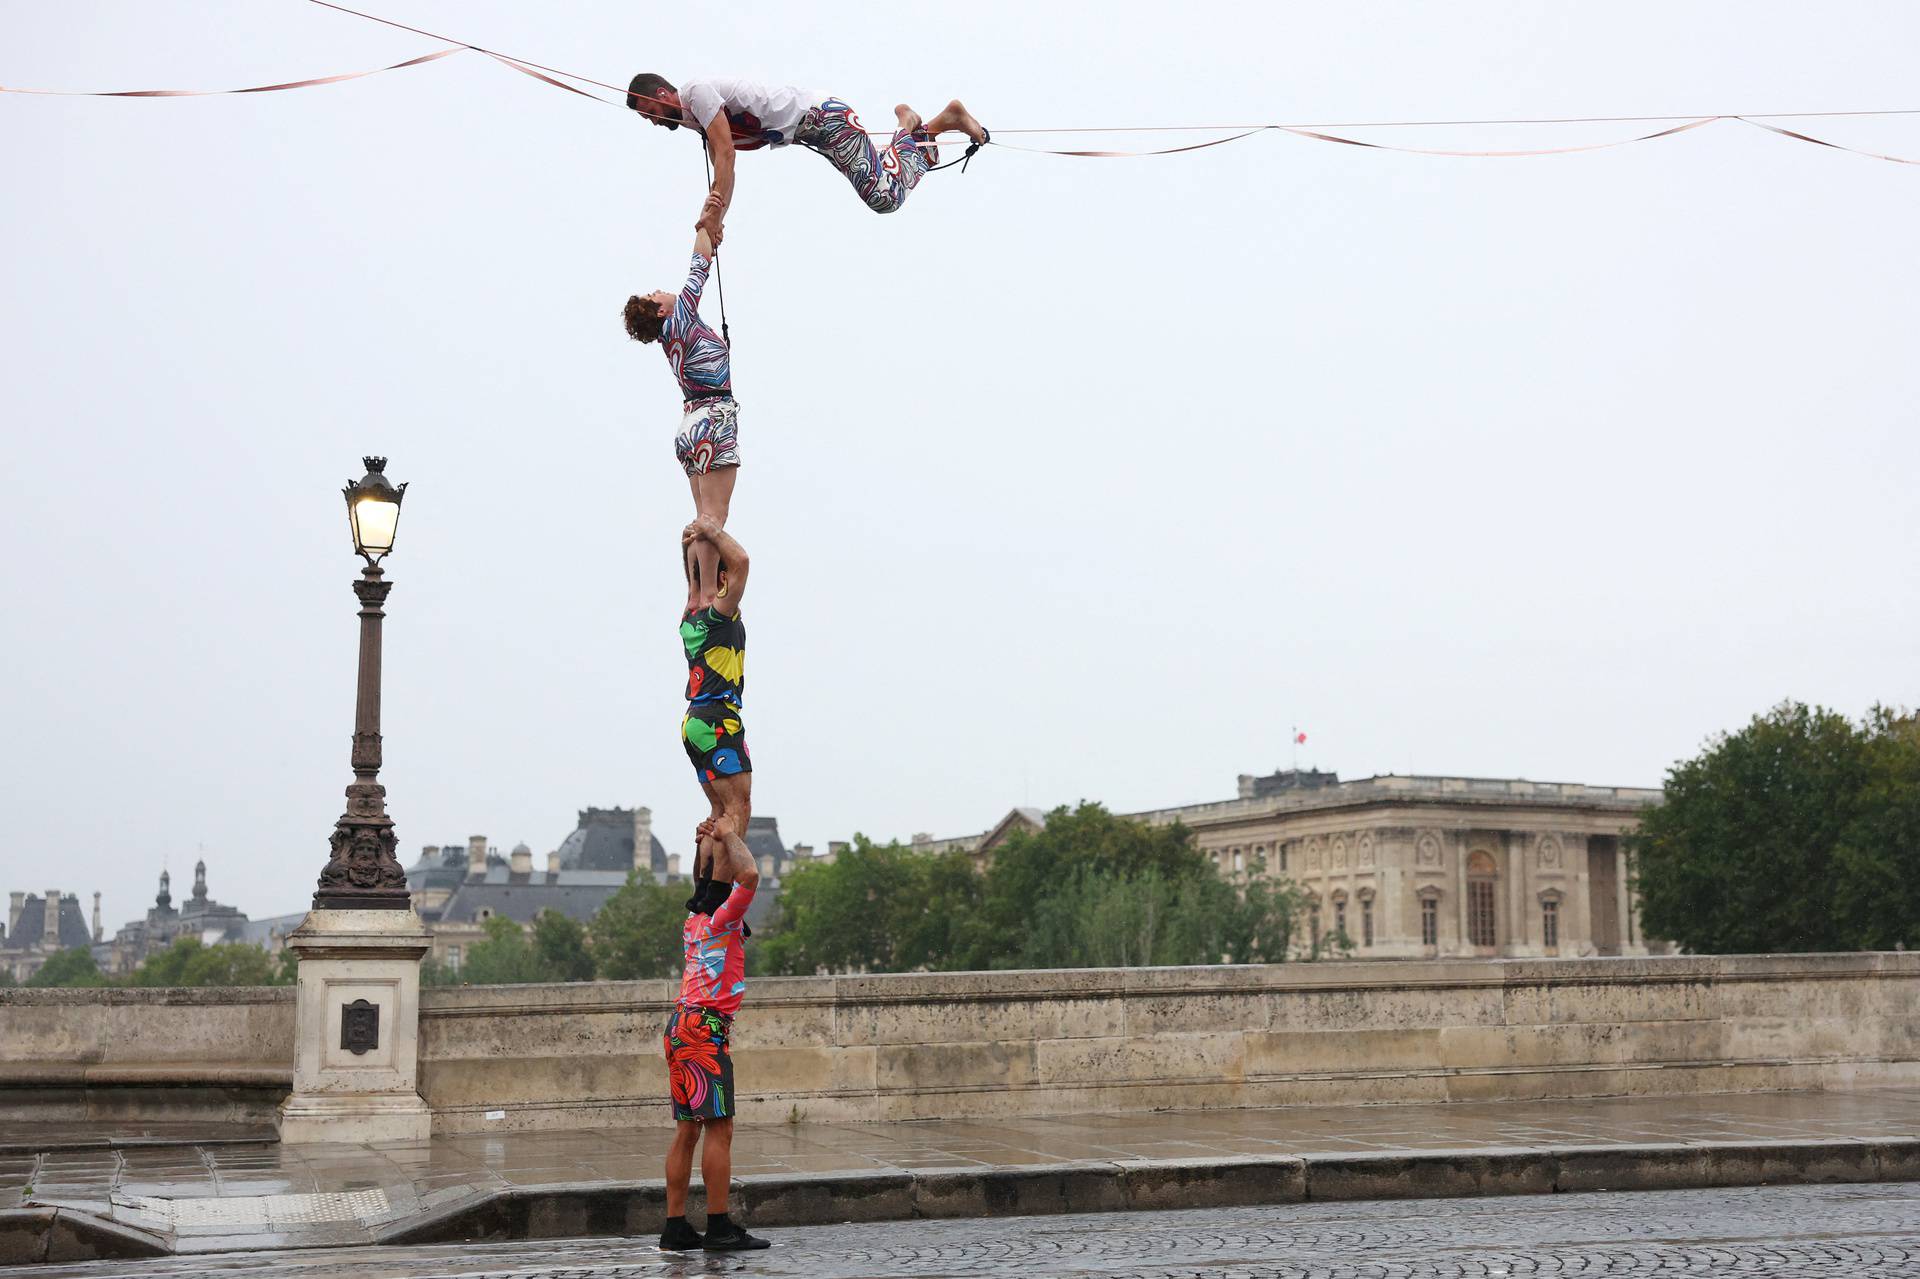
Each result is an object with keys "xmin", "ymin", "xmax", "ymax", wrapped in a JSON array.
[
  {"xmin": 404, "ymin": 807, "xmax": 795, "ymax": 972},
  {"xmin": 98, "ymin": 863, "xmax": 255, "ymax": 976},
  {"xmin": 915, "ymin": 770, "xmax": 1662, "ymax": 960},
  {"xmin": 1, "ymin": 890, "xmax": 99, "ymax": 982}
]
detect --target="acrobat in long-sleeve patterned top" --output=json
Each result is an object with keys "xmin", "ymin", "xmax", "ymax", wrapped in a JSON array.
[{"xmin": 661, "ymin": 252, "xmax": 732, "ymax": 406}]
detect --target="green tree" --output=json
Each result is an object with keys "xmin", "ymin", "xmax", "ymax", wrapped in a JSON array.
[
  {"xmin": 760, "ymin": 804, "xmax": 1312, "ymax": 974},
  {"xmin": 591, "ymin": 874, "xmax": 688, "ymax": 980},
  {"xmin": 759, "ymin": 837, "xmax": 969, "ymax": 975},
  {"xmin": 1631, "ymin": 701, "xmax": 1893, "ymax": 953},
  {"xmin": 27, "ymin": 947, "xmax": 109, "ymax": 987},
  {"xmin": 532, "ymin": 911, "xmax": 596, "ymax": 983},
  {"xmin": 128, "ymin": 937, "xmax": 286, "ymax": 987},
  {"xmin": 1831, "ymin": 709, "xmax": 1920, "ymax": 950},
  {"xmin": 457, "ymin": 915, "xmax": 551, "ymax": 985}
]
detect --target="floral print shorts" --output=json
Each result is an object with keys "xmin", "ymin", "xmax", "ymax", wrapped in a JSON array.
[{"xmin": 664, "ymin": 1003, "xmax": 733, "ymax": 1121}]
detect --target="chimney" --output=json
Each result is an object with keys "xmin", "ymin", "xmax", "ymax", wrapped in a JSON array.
[
  {"xmin": 668, "ymin": 853, "xmax": 682, "ymax": 879},
  {"xmin": 422, "ymin": 844, "xmax": 438, "ymax": 863},
  {"xmin": 1237, "ymin": 774, "xmax": 1256, "ymax": 799},
  {"xmin": 510, "ymin": 844, "xmax": 533, "ymax": 877},
  {"xmin": 792, "ymin": 843, "xmax": 814, "ymax": 863},
  {"xmin": 46, "ymin": 890, "xmax": 62, "ymax": 947},
  {"xmin": 467, "ymin": 835, "xmax": 488, "ymax": 879},
  {"xmin": 912, "ymin": 832, "xmax": 933, "ymax": 847},
  {"xmin": 91, "ymin": 892, "xmax": 103, "ymax": 943},
  {"xmin": 632, "ymin": 806, "xmax": 654, "ymax": 873},
  {"xmin": 7, "ymin": 892, "xmax": 22, "ymax": 938},
  {"xmin": 546, "ymin": 851, "xmax": 561, "ymax": 875},
  {"xmin": 827, "ymin": 841, "xmax": 848, "ymax": 863}
]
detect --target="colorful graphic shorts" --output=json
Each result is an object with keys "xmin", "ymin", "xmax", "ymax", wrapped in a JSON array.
[
  {"xmin": 663, "ymin": 1003, "xmax": 734, "ymax": 1121},
  {"xmin": 682, "ymin": 701, "xmax": 752, "ymax": 782},
  {"xmin": 675, "ymin": 398, "xmax": 741, "ymax": 477},
  {"xmin": 793, "ymin": 99, "xmax": 934, "ymax": 215}
]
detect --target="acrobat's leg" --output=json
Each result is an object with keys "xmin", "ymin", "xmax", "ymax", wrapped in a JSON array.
[
  {"xmin": 923, "ymin": 98, "xmax": 986, "ymax": 143},
  {"xmin": 685, "ymin": 466, "xmax": 736, "ymax": 603},
  {"xmin": 797, "ymin": 100, "xmax": 929, "ymax": 214},
  {"xmin": 664, "ymin": 1119, "xmax": 700, "ymax": 1215}
]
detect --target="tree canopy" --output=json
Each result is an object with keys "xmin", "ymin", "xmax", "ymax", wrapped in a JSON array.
[
  {"xmin": 758, "ymin": 802, "xmax": 1313, "ymax": 975},
  {"xmin": 590, "ymin": 873, "xmax": 691, "ymax": 981},
  {"xmin": 1632, "ymin": 702, "xmax": 1920, "ymax": 953},
  {"xmin": 125, "ymin": 937, "xmax": 287, "ymax": 987},
  {"xmin": 26, "ymin": 946, "xmax": 109, "ymax": 987}
]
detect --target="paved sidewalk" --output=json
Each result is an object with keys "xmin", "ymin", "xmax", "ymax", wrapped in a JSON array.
[
  {"xmin": 4, "ymin": 1089, "xmax": 1920, "ymax": 1264},
  {"xmin": 9, "ymin": 1182, "xmax": 1920, "ymax": 1278}
]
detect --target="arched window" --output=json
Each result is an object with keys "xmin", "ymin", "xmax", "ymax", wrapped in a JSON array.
[
  {"xmin": 1358, "ymin": 890, "xmax": 1375, "ymax": 948},
  {"xmin": 1467, "ymin": 851, "xmax": 1497, "ymax": 949},
  {"xmin": 1232, "ymin": 848, "xmax": 1245, "ymax": 874}
]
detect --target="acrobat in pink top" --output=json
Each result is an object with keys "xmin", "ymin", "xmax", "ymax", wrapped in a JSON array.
[{"xmin": 677, "ymin": 884, "xmax": 755, "ymax": 1017}]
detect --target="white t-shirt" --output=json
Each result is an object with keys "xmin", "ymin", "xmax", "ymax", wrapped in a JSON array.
[{"xmin": 681, "ymin": 77, "xmax": 821, "ymax": 148}]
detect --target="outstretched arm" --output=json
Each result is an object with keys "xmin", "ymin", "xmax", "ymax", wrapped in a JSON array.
[{"xmin": 699, "ymin": 117, "xmax": 735, "ymax": 238}]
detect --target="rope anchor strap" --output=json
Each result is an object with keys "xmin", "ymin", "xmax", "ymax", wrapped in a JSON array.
[{"xmin": 928, "ymin": 129, "xmax": 990, "ymax": 173}]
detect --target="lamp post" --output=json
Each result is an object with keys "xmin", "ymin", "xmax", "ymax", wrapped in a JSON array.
[
  {"xmin": 281, "ymin": 456, "xmax": 433, "ymax": 1144},
  {"xmin": 313, "ymin": 457, "xmax": 412, "ymax": 910}
]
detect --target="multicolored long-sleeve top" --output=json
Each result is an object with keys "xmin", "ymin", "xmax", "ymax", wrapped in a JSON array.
[
  {"xmin": 662, "ymin": 252, "xmax": 732, "ymax": 407},
  {"xmin": 678, "ymin": 884, "xmax": 754, "ymax": 1015}
]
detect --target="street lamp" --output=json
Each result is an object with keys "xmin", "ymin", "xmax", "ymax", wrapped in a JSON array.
[
  {"xmin": 313, "ymin": 457, "xmax": 413, "ymax": 910},
  {"xmin": 344, "ymin": 458, "xmax": 406, "ymax": 562}
]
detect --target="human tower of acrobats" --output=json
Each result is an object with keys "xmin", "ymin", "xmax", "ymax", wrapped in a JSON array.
[{"xmin": 619, "ymin": 71, "xmax": 988, "ymax": 1254}]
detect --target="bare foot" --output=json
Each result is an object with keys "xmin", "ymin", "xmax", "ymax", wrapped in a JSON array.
[
  {"xmin": 926, "ymin": 98, "xmax": 986, "ymax": 143},
  {"xmin": 894, "ymin": 103, "xmax": 924, "ymax": 134}
]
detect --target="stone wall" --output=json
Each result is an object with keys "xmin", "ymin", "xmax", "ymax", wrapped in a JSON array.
[
  {"xmin": 3, "ymin": 954, "xmax": 1914, "ymax": 1134},
  {"xmin": 0, "ymin": 987, "xmax": 293, "ymax": 1123},
  {"xmin": 414, "ymin": 953, "xmax": 1920, "ymax": 1133}
]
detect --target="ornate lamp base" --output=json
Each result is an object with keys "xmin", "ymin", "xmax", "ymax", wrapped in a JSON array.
[{"xmin": 313, "ymin": 780, "xmax": 413, "ymax": 911}]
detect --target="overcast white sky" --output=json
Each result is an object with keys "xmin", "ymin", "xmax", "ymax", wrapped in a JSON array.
[{"xmin": 3, "ymin": 1, "xmax": 1916, "ymax": 924}]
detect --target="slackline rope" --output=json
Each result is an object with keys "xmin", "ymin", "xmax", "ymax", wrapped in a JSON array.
[
  {"xmin": 701, "ymin": 141, "xmax": 733, "ymax": 351},
  {"xmin": 3, "ymin": 0, "xmax": 1918, "ymax": 167}
]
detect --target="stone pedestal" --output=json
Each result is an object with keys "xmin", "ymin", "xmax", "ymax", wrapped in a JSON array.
[{"xmin": 278, "ymin": 909, "xmax": 432, "ymax": 1144}]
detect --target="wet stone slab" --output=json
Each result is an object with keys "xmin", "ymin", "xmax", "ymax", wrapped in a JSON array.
[{"xmin": 0, "ymin": 1088, "xmax": 1916, "ymax": 1257}]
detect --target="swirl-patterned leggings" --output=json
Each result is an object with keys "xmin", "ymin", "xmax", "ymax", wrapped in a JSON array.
[{"xmin": 794, "ymin": 99, "xmax": 934, "ymax": 214}]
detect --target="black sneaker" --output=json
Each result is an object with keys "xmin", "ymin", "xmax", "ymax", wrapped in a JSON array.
[
  {"xmin": 703, "ymin": 1223, "xmax": 772, "ymax": 1250},
  {"xmin": 658, "ymin": 1218, "xmax": 705, "ymax": 1251}
]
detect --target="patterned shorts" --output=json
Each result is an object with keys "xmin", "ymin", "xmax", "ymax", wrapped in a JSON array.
[
  {"xmin": 682, "ymin": 701, "xmax": 751, "ymax": 782},
  {"xmin": 794, "ymin": 99, "xmax": 934, "ymax": 215},
  {"xmin": 663, "ymin": 1003, "xmax": 733, "ymax": 1122},
  {"xmin": 675, "ymin": 399, "xmax": 740, "ymax": 477}
]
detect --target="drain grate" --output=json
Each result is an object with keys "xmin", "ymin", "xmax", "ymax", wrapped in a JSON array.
[{"xmin": 121, "ymin": 1188, "xmax": 390, "ymax": 1228}]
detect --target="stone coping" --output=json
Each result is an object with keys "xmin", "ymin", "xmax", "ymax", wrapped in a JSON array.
[
  {"xmin": 3, "ymin": 1089, "xmax": 1917, "ymax": 1262},
  {"xmin": 1, "ymin": 953, "xmax": 1911, "ymax": 1014},
  {"xmin": 0, "ymin": 989, "xmax": 293, "ymax": 1008},
  {"xmin": 414, "ymin": 950, "xmax": 1919, "ymax": 1015}
]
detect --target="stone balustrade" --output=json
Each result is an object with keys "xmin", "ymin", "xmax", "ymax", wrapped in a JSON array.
[{"xmin": 3, "ymin": 954, "xmax": 1915, "ymax": 1133}]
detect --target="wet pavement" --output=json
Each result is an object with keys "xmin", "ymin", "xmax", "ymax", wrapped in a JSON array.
[
  {"xmin": 6, "ymin": 1180, "xmax": 1920, "ymax": 1277},
  {"xmin": 5, "ymin": 1089, "xmax": 1920, "ymax": 1255}
]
